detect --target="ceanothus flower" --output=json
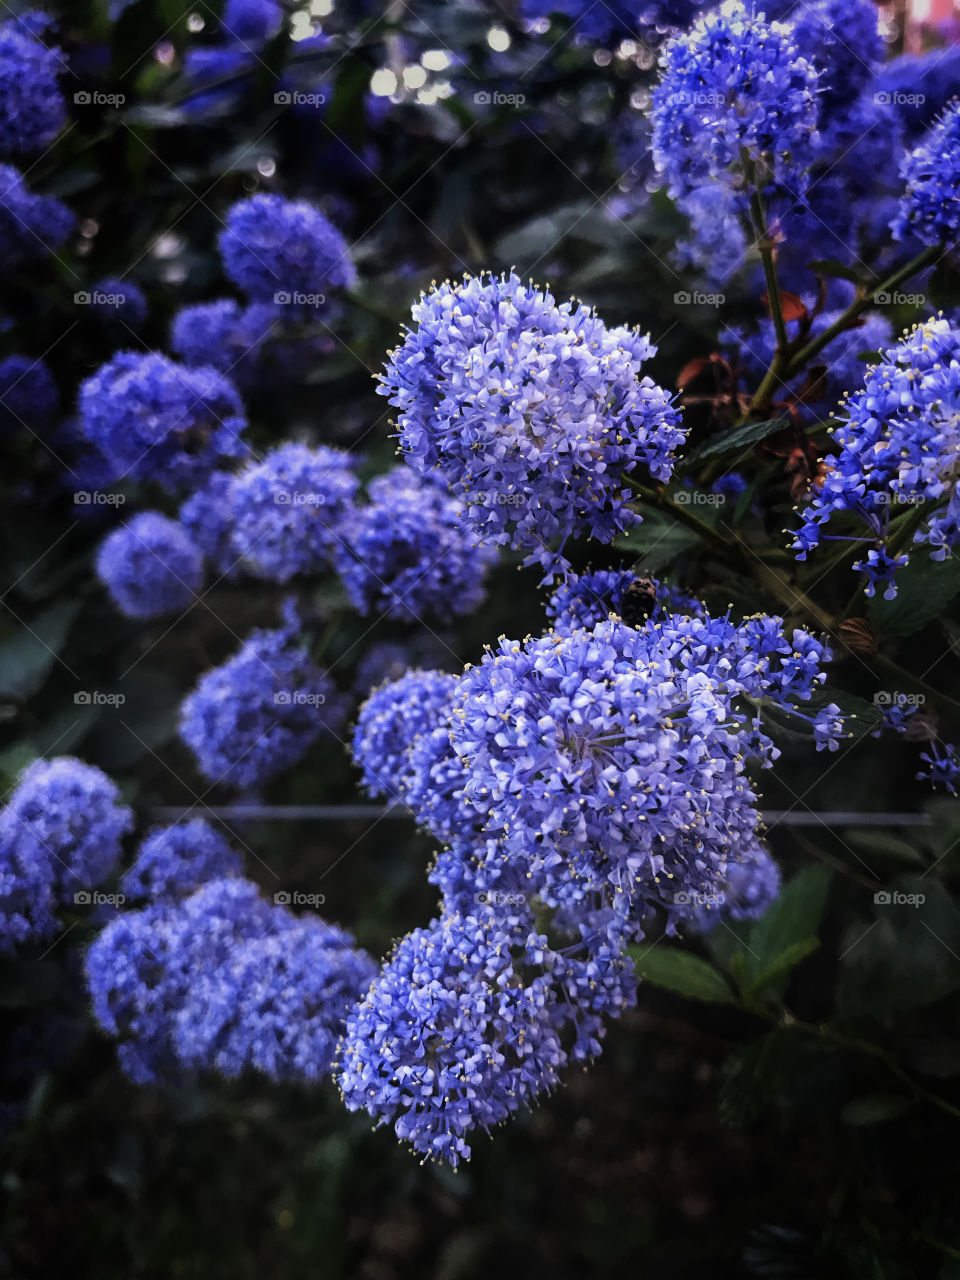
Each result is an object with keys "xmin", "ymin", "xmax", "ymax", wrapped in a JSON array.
[
  {"xmin": 0, "ymin": 820, "xmax": 59, "ymax": 955},
  {"xmin": 170, "ymin": 299, "xmax": 278, "ymax": 389},
  {"xmin": 918, "ymin": 742, "xmax": 960, "ymax": 795},
  {"xmin": 676, "ymin": 842, "xmax": 781, "ymax": 931},
  {"xmin": 0, "ymin": 16, "xmax": 66, "ymax": 155},
  {"xmin": 78, "ymin": 351, "xmax": 248, "ymax": 492},
  {"xmin": 336, "ymin": 912, "xmax": 565, "ymax": 1167},
  {"xmin": 0, "ymin": 354, "xmax": 57, "ymax": 432},
  {"xmin": 770, "ymin": 0, "xmax": 883, "ymax": 120},
  {"xmin": 792, "ymin": 317, "xmax": 960, "ymax": 598},
  {"xmin": 121, "ymin": 820, "xmax": 245, "ymax": 904},
  {"xmin": 450, "ymin": 613, "xmax": 839, "ymax": 924},
  {"xmin": 96, "ymin": 512, "xmax": 204, "ymax": 619},
  {"xmin": 175, "ymin": 917, "xmax": 376, "ymax": 1081},
  {"xmin": 650, "ymin": 2, "xmax": 818, "ymax": 205},
  {"xmin": 88, "ymin": 278, "xmax": 148, "ymax": 330},
  {"xmin": 892, "ymin": 101, "xmax": 960, "ymax": 248},
  {"xmin": 85, "ymin": 878, "xmax": 276, "ymax": 1083},
  {"xmin": 352, "ymin": 669, "xmax": 458, "ymax": 802},
  {"xmin": 336, "ymin": 468, "xmax": 497, "ymax": 624},
  {"xmin": 180, "ymin": 621, "xmax": 348, "ymax": 790},
  {"xmin": 352, "ymin": 638, "xmax": 450, "ymax": 695},
  {"xmin": 0, "ymin": 163, "xmax": 73, "ymax": 263},
  {"xmin": 222, "ymin": 0, "xmax": 284, "ymax": 41},
  {"xmin": 178, "ymin": 471, "xmax": 240, "ymax": 577},
  {"xmin": 228, "ymin": 443, "xmax": 359, "ymax": 582},
  {"xmin": 219, "ymin": 194, "xmax": 357, "ymax": 302},
  {"xmin": 545, "ymin": 568, "xmax": 701, "ymax": 632},
  {"xmin": 0, "ymin": 757, "xmax": 132, "ymax": 908},
  {"xmin": 381, "ymin": 272, "xmax": 683, "ymax": 572}
]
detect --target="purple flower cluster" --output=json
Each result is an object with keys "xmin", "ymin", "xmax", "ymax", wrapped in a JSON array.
[
  {"xmin": 121, "ymin": 820, "xmax": 244, "ymax": 904},
  {"xmin": 228, "ymin": 443, "xmax": 359, "ymax": 582},
  {"xmin": 676, "ymin": 842, "xmax": 782, "ymax": 932},
  {"xmin": 793, "ymin": 317, "xmax": 960, "ymax": 598},
  {"xmin": 86, "ymin": 876, "xmax": 375, "ymax": 1084},
  {"xmin": 650, "ymin": 2, "xmax": 818, "ymax": 206},
  {"xmin": 892, "ymin": 101, "xmax": 960, "ymax": 248},
  {"xmin": 170, "ymin": 300, "xmax": 277, "ymax": 388},
  {"xmin": 180, "ymin": 621, "xmax": 348, "ymax": 790},
  {"xmin": 0, "ymin": 163, "xmax": 73, "ymax": 264},
  {"xmin": 0, "ymin": 758, "xmax": 132, "ymax": 954},
  {"xmin": 219, "ymin": 194, "xmax": 357, "ymax": 303},
  {"xmin": 336, "ymin": 468, "xmax": 497, "ymax": 624},
  {"xmin": 381, "ymin": 272, "xmax": 683, "ymax": 573},
  {"xmin": 0, "ymin": 15, "xmax": 66, "ymax": 156},
  {"xmin": 78, "ymin": 352, "xmax": 248, "ymax": 492},
  {"xmin": 351, "ymin": 669, "xmax": 458, "ymax": 804},
  {"xmin": 0, "ymin": 355, "xmax": 57, "ymax": 433},
  {"xmin": 96, "ymin": 512, "xmax": 204, "ymax": 619}
]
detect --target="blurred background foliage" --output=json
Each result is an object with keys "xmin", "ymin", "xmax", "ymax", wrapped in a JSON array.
[{"xmin": 2, "ymin": 0, "xmax": 960, "ymax": 1276}]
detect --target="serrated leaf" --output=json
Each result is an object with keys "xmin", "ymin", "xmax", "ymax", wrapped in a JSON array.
[
  {"xmin": 613, "ymin": 509, "xmax": 700, "ymax": 572},
  {"xmin": 866, "ymin": 551, "xmax": 960, "ymax": 638},
  {"xmin": 746, "ymin": 866, "xmax": 832, "ymax": 985},
  {"xmin": 685, "ymin": 418, "xmax": 789, "ymax": 465},
  {"xmin": 719, "ymin": 1032, "xmax": 797, "ymax": 1128},
  {"xmin": 0, "ymin": 599, "xmax": 81, "ymax": 701},
  {"xmin": 628, "ymin": 944, "xmax": 734, "ymax": 1003}
]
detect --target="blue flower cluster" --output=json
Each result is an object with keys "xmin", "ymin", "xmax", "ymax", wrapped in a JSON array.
[
  {"xmin": 676, "ymin": 842, "xmax": 782, "ymax": 932},
  {"xmin": 180, "ymin": 621, "xmax": 348, "ymax": 790},
  {"xmin": 793, "ymin": 317, "xmax": 960, "ymax": 598},
  {"xmin": 96, "ymin": 512, "xmax": 204, "ymax": 619},
  {"xmin": 0, "ymin": 163, "xmax": 73, "ymax": 264},
  {"xmin": 219, "ymin": 194, "xmax": 357, "ymax": 303},
  {"xmin": 178, "ymin": 471, "xmax": 242, "ymax": 577},
  {"xmin": 88, "ymin": 278, "xmax": 148, "ymax": 331},
  {"xmin": 170, "ymin": 300, "xmax": 277, "ymax": 388},
  {"xmin": 228, "ymin": 443, "xmax": 358, "ymax": 583},
  {"xmin": 336, "ymin": 468, "xmax": 497, "ymax": 624},
  {"xmin": 351, "ymin": 669, "xmax": 458, "ymax": 804},
  {"xmin": 78, "ymin": 352, "xmax": 248, "ymax": 492},
  {"xmin": 86, "ymin": 875, "xmax": 375, "ymax": 1084},
  {"xmin": 892, "ymin": 101, "xmax": 960, "ymax": 248},
  {"xmin": 0, "ymin": 15, "xmax": 65, "ymax": 155},
  {"xmin": 0, "ymin": 758, "xmax": 132, "ymax": 954},
  {"xmin": 381, "ymin": 272, "xmax": 683, "ymax": 572},
  {"xmin": 545, "ymin": 568, "xmax": 701, "ymax": 632},
  {"xmin": 121, "ymin": 820, "xmax": 244, "ymax": 904},
  {"xmin": 650, "ymin": 2, "xmax": 818, "ymax": 206},
  {"xmin": 0, "ymin": 355, "xmax": 57, "ymax": 433}
]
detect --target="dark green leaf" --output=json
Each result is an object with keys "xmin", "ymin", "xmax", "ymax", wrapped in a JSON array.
[
  {"xmin": 613, "ymin": 509, "xmax": 700, "ymax": 571},
  {"xmin": 841, "ymin": 1094, "xmax": 913, "ymax": 1125},
  {"xmin": 0, "ymin": 599, "xmax": 82, "ymax": 701},
  {"xmin": 628, "ymin": 944, "xmax": 734, "ymax": 1003},
  {"xmin": 684, "ymin": 418, "xmax": 789, "ymax": 465},
  {"xmin": 806, "ymin": 259, "xmax": 863, "ymax": 285},
  {"xmin": 747, "ymin": 937, "xmax": 820, "ymax": 998},
  {"xmin": 866, "ymin": 551, "xmax": 960, "ymax": 638},
  {"xmin": 719, "ymin": 1031, "xmax": 798, "ymax": 1128},
  {"xmin": 746, "ymin": 866, "xmax": 832, "ymax": 985}
]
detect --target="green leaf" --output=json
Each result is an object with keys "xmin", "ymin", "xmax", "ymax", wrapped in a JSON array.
[
  {"xmin": 746, "ymin": 866, "xmax": 832, "ymax": 986},
  {"xmin": 613, "ymin": 509, "xmax": 700, "ymax": 572},
  {"xmin": 628, "ymin": 944, "xmax": 734, "ymax": 1003},
  {"xmin": 684, "ymin": 418, "xmax": 788, "ymax": 466},
  {"xmin": 841, "ymin": 1094, "xmax": 913, "ymax": 1125},
  {"xmin": 0, "ymin": 599, "xmax": 81, "ymax": 701},
  {"xmin": 866, "ymin": 551, "xmax": 960, "ymax": 638},
  {"xmin": 747, "ymin": 937, "xmax": 820, "ymax": 998},
  {"xmin": 718, "ymin": 1031, "xmax": 798, "ymax": 1128},
  {"xmin": 806, "ymin": 259, "xmax": 863, "ymax": 285}
]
